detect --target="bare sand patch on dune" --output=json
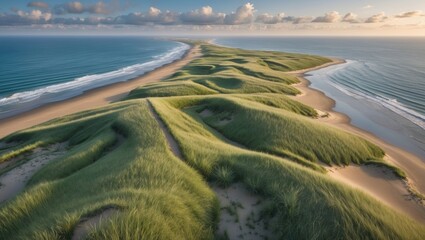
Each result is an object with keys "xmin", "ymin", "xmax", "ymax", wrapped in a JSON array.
[
  {"xmin": 214, "ymin": 183, "xmax": 274, "ymax": 240},
  {"xmin": 0, "ymin": 143, "xmax": 67, "ymax": 203},
  {"xmin": 199, "ymin": 108, "xmax": 214, "ymax": 117},
  {"xmin": 72, "ymin": 208, "xmax": 118, "ymax": 240}
]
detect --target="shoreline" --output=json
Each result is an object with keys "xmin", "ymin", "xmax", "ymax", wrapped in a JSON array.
[
  {"xmin": 0, "ymin": 44, "xmax": 200, "ymax": 139},
  {"xmin": 290, "ymin": 58, "xmax": 425, "ymax": 222}
]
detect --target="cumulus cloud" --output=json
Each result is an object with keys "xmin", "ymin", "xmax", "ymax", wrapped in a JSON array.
[
  {"xmin": 395, "ymin": 11, "xmax": 424, "ymax": 18},
  {"xmin": 0, "ymin": 9, "xmax": 51, "ymax": 25},
  {"xmin": 54, "ymin": 1, "xmax": 114, "ymax": 15},
  {"xmin": 52, "ymin": 16, "xmax": 114, "ymax": 25},
  {"xmin": 312, "ymin": 11, "xmax": 341, "ymax": 23},
  {"xmin": 224, "ymin": 3, "xmax": 255, "ymax": 25},
  {"xmin": 365, "ymin": 12, "xmax": 388, "ymax": 23},
  {"xmin": 180, "ymin": 6, "xmax": 225, "ymax": 25},
  {"xmin": 115, "ymin": 7, "xmax": 179, "ymax": 25},
  {"xmin": 27, "ymin": 1, "xmax": 49, "ymax": 9},
  {"xmin": 87, "ymin": 2, "xmax": 110, "ymax": 14},
  {"xmin": 255, "ymin": 13, "xmax": 285, "ymax": 24},
  {"xmin": 2, "ymin": 4, "xmax": 255, "ymax": 26},
  {"xmin": 342, "ymin": 13, "xmax": 359, "ymax": 23},
  {"xmin": 363, "ymin": 5, "xmax": 373, "ymax": 9},
  {"xmin": 54, "ymin": 2, "xmax": 84, "ymax": 14},
  {"xmin": 292, "ymin": 16, "xmax": 313, "ymax": 24}
]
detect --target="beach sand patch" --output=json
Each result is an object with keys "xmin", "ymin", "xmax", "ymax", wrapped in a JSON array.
[{"xmin": 328, "ymin": 164, "xmax": 425, "ymax": 223}]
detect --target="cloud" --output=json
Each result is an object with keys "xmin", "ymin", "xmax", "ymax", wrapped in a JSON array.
[
  {"xmin": 180, "ymin": 6, "xmax": 225, "ymax": 25},
  {"xmin": 363, "ymin": 5, "xmax": 373, "ymax": 9},
  {"xmin": 54, "ymin": 1, "xmax": 114, "ymax": 15},
  {"xmin": 0, "ymin": 9, "xmax": 51, "ymax": 25},
  {"xmin": 342, "ymin": 13, "xmax": 359, "ymax": 23},
  {"xmin": 54, "ymin": 2, "xmax": 84, "ymax": 14},
  {"xmin": 115, "ymin": 7, "xmax": 179, "ymax": 25},
  {"xmin": 365, "ymin": 12, "xmax": 388, "ymax": 23},
  {"xmin": 27, "ymin": 1, "xmax": 49, "ymax": 9},
  {"xmin": 52, "ymin": 16, "xmax": 114, "ymax": 25},
  {"xmin": 87, "ymin": 2, "xmax": 110, "ymax": 14},
  {"xmin": 395, "ymin": 11, "xmax": 424, "ymax": 18},
  {"xmin": 255, "ymin": 13, "xmax": 285, "ymax": 24},
  {"xmin": 292, "ymin": 16, "xmax": 313, "ymax": 24},
  {"xmin": 224, "ymin": 3, "xmax": 255, "ymax": 25},
  {"xmin": 2, "ymin": 4, "xmax": 255, "ymax": 26},
  {"xmin": 312, "ymin": 11, "xmax": 341, "ymax": 23}
]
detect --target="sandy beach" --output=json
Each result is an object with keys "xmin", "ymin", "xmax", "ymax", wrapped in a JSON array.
[
  {"xmin": 0, "ymin": 45, "xmax": 200, "ymax": 139},
  {"xmin": 290, "ymin": 59, "xmax": 425, "ymax": 223}
]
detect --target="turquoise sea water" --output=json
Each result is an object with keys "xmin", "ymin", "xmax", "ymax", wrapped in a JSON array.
[
  {"xmin": 0, "ymin": 36, "xmax": 189, "ymax": 118},
  {"xmin": 215, "ymin": 37, "xmax": 425, "ymax": 159}
]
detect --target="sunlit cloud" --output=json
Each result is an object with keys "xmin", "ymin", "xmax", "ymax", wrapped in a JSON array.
[
  {"xmin": 342, "ymin": 13, "xmax": 359, "ymax": 23},
  {"xmin": 0, "ymin": 9, "xmax": 52, "ymax": 25},
  {"xmin": 365, "ymin": 12, "xmax": 388, "ymax": 23},
  {"xmin": 224, "ymin": 3, "xmax": 255, "ymax": 25},
  {"xmin": 255, "ymin": 13, "xmax": 285, "ymax": 24},
  {"xmin": 363, "ymin": 5, "xmax": 373, "ymax": 9},
  {"xmin": 115, "ymin": 7, "xmax": 180, "ymax": 25},
  {"xmin": 395, "ymin": 11, "xmax": 424, "ymax": 18},
  {"xmin": 312, "ymin": 11, "xmax": 341, "ymax": 23},
  {"xmin": 53, "ymin": 1, "xmax": 114, "ymax": 15},
  {"xmin": 0, "ymin": 1, "xmax": 424, "ymax": 35},
  {"xmin": 27, "ymin": 1, "xmax": 49, "ymax": 9},
  {"xmin": 292, "ymin": 17, "xmax": 313, "ymax": 24},
  {"xmin": 180, "ymin": 6, "xmax": 225, "ymax": 25}
]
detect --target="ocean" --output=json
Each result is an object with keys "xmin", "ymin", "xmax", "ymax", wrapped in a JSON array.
[
  {"xmin": 0, "ymin": 36, "xmax": 189, "ymax": 118},
  {"xmin": 215, "ymin": 37, "xmax": 425, "ymax": 159}
]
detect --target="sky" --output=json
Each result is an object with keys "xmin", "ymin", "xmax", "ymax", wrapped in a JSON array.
[{"xmin": 1, "ymin": 0, "xmax": 425, "ymax": 35}]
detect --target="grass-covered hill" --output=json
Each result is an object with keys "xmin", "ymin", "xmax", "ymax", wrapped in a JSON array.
[{"xmin": 0, "ymin": 43, "xmax": 423, "ymax": 239}]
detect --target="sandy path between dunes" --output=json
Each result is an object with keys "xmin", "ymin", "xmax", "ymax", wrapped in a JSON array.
[
  {"xmin": 289, "ymin": 59, "xmax": 425, "ymax": 223},
  {"xmin": 0, "ymin": 45, "xmax": 201, "ymax": 139}
]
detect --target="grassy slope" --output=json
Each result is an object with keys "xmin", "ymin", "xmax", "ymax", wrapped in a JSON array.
[
  {"xmin": 0, "ymin": 101, "xmax": 218, "ymax": 239},
  {"xmin": 0, "ymin": 43, "xmax": 423, "ymax": 239},
  {"xmin": 152, "ymin": 97, "xmax": 424, "ymax": 239}
]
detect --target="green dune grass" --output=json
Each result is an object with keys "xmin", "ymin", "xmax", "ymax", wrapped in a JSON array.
[
  {"xmin": 0, "ymin": 101, "xmax": 218, "ymax": 239},
  {"xmin": 151, "ymin": 97, "xmax": 425, "ymax": 239},
  {"xmin": 0, "ymin": 43, "xmax": 423, "ymax": 239}
]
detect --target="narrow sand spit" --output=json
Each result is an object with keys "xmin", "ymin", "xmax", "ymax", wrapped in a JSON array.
[
  {"xmin": 0, "ymin": 143, "xmax": 67, "ymax": 203},
  {"xmin": 214, "ymin": 183, "xmax": 273, "ymax": 240},
  {"xmin": 0, "ymin": 45, "xmax": 201, "ymax": 139},
  {"xmin": 288, "ymin": 58, "xmax": 425, "ymax": 223},
  {"xmin": 72, "ymin": 208, "xmax": 118, "ymax": 240}
]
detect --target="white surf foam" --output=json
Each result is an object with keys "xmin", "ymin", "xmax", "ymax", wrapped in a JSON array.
[
  {"xmin": 0, "ymin": 42, "xmax": 190, "ymax": 118},
  {"xmin": 308, "ymin": 60, "xmax": 425, "ymax": 131}
]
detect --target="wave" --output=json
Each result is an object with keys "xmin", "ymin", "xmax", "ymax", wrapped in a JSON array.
[
  {"xmin": 0, "ymin": 42, "xmax": 190, "ymax": 118},
  {"xmin": 310, "ymin": 60, "xmax": 425, "ymax": 131}
]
